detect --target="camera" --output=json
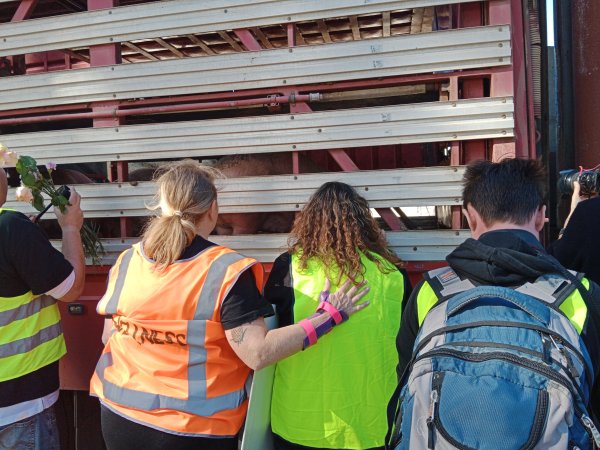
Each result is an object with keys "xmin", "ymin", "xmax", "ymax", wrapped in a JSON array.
[
  {"xmin": 557, "ymin": 169, "xmax": 600, "ymax": 196},
  {"xmin": 34, "ymin": 185, "xmax": 72, "ymax": 223}
]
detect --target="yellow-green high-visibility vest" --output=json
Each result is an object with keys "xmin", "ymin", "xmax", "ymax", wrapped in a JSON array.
[
  {"xmin": 0, "ymin": 209, "xmax": 66, "ymax": 382},
  {"xmin": 271, "ymin": 251, "xmax": 405, "ymax": 449},
  {"xmin": 416, "ymin": 273, "xmax": 590, "ymax": 334}
]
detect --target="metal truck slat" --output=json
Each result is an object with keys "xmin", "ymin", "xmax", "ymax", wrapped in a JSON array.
[
  {"xmin": 50, "ymin": 230, "xmax": 470, "ymax": 264},
  {"xmin": 0, "ymin": 0, "xmax": 485, "ymax": 57},
  {"xmin": 0, "ymin": 26, "xmax": 511, "ymax": 111},
  {"xmin": 0, "ymin": 98, "xmax": 514, "ymax": 165},
  {"xmin": 5, "ymin": 166, "xmax": 465, "ymax": 217}
]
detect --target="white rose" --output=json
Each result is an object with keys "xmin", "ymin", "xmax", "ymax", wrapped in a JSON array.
[
  {"xmin": 3, "ymin": 151, "xmax": 18, "ymax": 166},
  {"xmin": 0, "ymin": 148, "xmax": 6, "ymax": 168},
  {"xmin": 15, "ymin": 185, "xmax": 34, "ymax": 203}
]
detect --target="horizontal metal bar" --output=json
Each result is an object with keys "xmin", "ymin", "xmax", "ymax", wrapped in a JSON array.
[
  {"xmin": 50, "ymin": 230, "xmax": 470, "ymax": 264},
  {"xmin": 0, "ymin": 0, "xmax": 479, "ymax": 57},
  {"xmin": 1, "ymin": 98, "xmax": 514, "ymax": 165},
  {"xmin": 5, "ymin": 166, "xmax": 466, "ymax": 217},
  {"xmin": 0, "ymin": 26, "xmax": 511, "ymax": 111}
]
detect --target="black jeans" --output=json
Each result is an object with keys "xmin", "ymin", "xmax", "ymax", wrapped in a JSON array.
[{"xmin": 100, "ymin": 405, "xmax": 238, "ymax": 450}]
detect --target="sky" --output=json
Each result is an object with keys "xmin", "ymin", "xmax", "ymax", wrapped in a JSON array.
[{"xmin": 546, "ymin": 0, "xmax": 555, "ymax": 47}]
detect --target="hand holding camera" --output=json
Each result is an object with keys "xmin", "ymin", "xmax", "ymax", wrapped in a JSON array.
[{"xmin": 557, "ymin": 165, "xmax": 599, "ymax": 235}]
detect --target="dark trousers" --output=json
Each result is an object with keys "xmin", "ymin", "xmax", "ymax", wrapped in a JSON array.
[{"xmin": 100, "ymin": 405, "xmax": 238, "ymax": 450}]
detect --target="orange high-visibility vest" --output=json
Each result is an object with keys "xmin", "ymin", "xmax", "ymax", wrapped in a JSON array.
[{"xmin": 90, "ymin": 242, "xmax": 264, "ymax": 437}]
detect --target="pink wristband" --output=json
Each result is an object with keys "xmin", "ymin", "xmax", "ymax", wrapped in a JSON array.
[
  {"xmin": 299, "ymin": 319, "xmax": 318, "ymax": 347},
  {"xmin": 318, "ymin": 301, "xmax": 344, "ymax": 325}
]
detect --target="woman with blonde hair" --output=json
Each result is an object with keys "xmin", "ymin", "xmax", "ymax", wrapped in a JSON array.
[
  {"xmin": 266, "ymin": 181, "xmax": 411, "ymax": 450},
  {"xmin": 90, "ymin": 161, "xmax": 369, "ymax": 450}
]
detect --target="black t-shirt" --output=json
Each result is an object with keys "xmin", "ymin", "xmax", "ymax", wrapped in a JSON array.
[
  {"xmin": 0, "ymin": 209, "xmax": 73, "ymax": 408},
  {"xmin": 177, "ymin": 235, "xmax": 274, "ymax": 330},
  {"xmin": 548, "ymin": 197, "xmax": 600, "ymax": 286}
]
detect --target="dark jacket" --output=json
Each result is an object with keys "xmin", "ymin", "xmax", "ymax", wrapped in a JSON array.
[
  {"xmin": 396, "ymin": 229, "xmax": 600, "ymax": 420},
  {"xmin": 548, "ymin": 196, "xmax": 600, "ymax": 286}
]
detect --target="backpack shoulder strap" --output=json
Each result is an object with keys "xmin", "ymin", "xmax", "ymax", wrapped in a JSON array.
[
  {"xmin": 424, "ymin": 267, "xmax": 477, "ymax": 301},
  {"xmin": 515, "ymin": 272, "xmax": 580, "ymax": 308}
]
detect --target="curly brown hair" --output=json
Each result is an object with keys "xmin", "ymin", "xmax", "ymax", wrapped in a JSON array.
[{"xmin": 289, "ymin": 181, "xmax": 403, "ymax": 284}]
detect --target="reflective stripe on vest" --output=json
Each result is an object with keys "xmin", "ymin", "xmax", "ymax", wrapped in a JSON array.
[
  {"xmin": 91, "ymin": 243, "xmax": 263, "ymax": 436},
  {"xmin": 95, "ymin": 351, "xmax": 246, "ymax": 416},
  {"xmin": 559, "ymin": 277, "xmax": 590, "ymax": 334},
  {"xmin": 0, "ymin": 207, "xmax": 66, "ymax": 381},
  {"xmin": 416, "ymin": 277, "xmax": 590, "ymax": 334},
  {"xmin": 271, "ymin": 252, "xmax": 404, "ymax": 449},
  {"xmin": 0, "ymin": 301, "xmax": 65, "ymax": 383}
]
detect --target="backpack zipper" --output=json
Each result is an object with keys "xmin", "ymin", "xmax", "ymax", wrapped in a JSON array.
[
  {"xmin": 549, "ymin": 335, "xmax": 580, "ymax": 379},
  {"xmin": 415, "ymin": 347, "xmax": 598, "ymax": 444},
  {"xmin": 581, "ymin": 415, "xmax": 600, "ymax": 447},
  {"xmin": 414, "ymin": 320, "xmax": 590, "ymax": 379},
  {"xmin": 416, "ymin": 347, "xmax": 586, "ymax": 404},
  {"xmin": 427, "ymin": 389, "xmax": 438, "ymax": 449}
]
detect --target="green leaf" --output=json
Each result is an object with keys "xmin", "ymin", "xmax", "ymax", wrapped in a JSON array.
[
  {"xmin": 20, "ymin": 172, "xmax": 37, "ymax": 187},
  {"xmin": 16, "ymin": 156, "xmax": 38, "ymax": 173},
  {"xmin": 32, "ymin": 193, "xmax": 45, "ymax": 212},
  {"xmin": 52, "ymin": 195, "xmax": 69, "ymax": 207}
]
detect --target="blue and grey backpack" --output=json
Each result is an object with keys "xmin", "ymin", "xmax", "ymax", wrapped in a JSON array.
[{"xmin": 386, "ymin": 266, "xmax": 600, "ymax": 450}]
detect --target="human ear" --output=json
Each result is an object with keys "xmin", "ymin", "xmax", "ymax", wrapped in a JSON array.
[
  {"xmin": 534, "ymin": 205, "xmax": 547, "ymax": 232},
  {"xmin": 462, "ymin": 205, "xmax": 476, "ymax": 232}
]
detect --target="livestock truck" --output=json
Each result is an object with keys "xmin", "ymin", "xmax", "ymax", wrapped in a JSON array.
[{"xmin": 2, "ymin": 0, "xmax": 592, "ymax": 447}]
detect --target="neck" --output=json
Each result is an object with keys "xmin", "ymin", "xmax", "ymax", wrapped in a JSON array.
[
  {"xmin": 473, "ymin": 222, "xmax": 539, "ymax": 241},
  {"xmin": 196, "ymin": 221, "xmax": 214, "ymax": 239}
]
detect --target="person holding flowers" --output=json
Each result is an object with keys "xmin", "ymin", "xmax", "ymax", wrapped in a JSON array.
[{"xmin": 0, "ymin": 145, "xmax": 85, "ymax": 450}]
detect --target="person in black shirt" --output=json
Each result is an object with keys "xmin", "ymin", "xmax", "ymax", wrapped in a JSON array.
[
  {"xmin": 0, "ymin": 168, "xmax": 85, "ymax": 450},
  {"xmin": 548, "ymin": 181, "xmax": 600, "ymax": 285}
]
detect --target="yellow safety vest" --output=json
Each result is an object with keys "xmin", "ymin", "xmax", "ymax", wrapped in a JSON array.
[
  {"xmin": 416, "ymin": 273, "xmax": 590, "ymax": 334},
  {"xmin": 271, "ymin": 252, "xmax": 404, "ymax": 449},
  {"xmin": 0, "ymin": 209, "xmax": 66, "ymax": 382}
]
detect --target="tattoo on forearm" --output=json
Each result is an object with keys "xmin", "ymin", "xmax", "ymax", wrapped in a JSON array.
[{"xmin": 231, "ymin": 327, "xmax": 247, "ymax": 346}]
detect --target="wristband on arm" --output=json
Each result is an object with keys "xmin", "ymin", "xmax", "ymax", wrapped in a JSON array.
[
  {"xmin": 299, "ymin": 288, "xmax": 352, "ymax": 350},
  {"xmin": 317, "ymin": 289, "xmax": 349, "ymax": 324},
  {"xmin": 299, "ymin": 319, "xmax": 318, "ymax": 349},
  {"xmin": 299, "ymin": 309, "xmax": 340, "ymax": 349}
]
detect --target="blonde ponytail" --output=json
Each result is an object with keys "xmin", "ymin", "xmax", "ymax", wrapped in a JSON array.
[{"xmin": 142, "ymin": 160, "xmax": 219, "ymax": 269}]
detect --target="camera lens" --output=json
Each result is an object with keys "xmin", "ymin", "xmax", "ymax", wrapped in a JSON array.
[
  {"xmin": 557, "ymin": 168, "xmax": 600, "ymax": 196},
  {"xmin": 557, "ymin": 169, "xmax": 579, "ymax": 196},
  {"xmin": 578, "ymin": 169, "xmax": 600, "ymax": 196}
]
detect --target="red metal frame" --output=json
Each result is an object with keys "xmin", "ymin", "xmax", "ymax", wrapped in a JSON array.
[
  {"xmin": 1, "ymin": 69, "xmax": 506, "ymax": 119},
  {"xmin": 487, "ymin": 0, "xmax": 536, "ymax": 160},
  {"xmin": 11, "ymin": 0, "xmax": 38, "ymax": 21},
  {"xmin": 233, "ymin": 29, "xmax": 262, "ymax": 51},
  {"xmin": 56, "ymin": 0, "xmax": 126, "ymax": 392},
  {"xmin": 0, "ymin": 94, "xmax": 320, "ymax": 125}
]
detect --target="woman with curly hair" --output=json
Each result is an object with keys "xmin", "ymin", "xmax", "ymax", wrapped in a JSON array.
[{"xmin": 265, "ymin": 181, "xmax": 411, "ymax": 450}]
